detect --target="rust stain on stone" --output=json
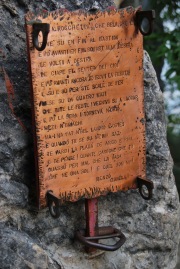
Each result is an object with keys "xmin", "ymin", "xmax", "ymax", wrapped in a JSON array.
[
  {"xmin": 3, "ymin": 67, "xmax": 27, "ymax": 131},
  {"xmin": 0, "ymin": 48, "xmax": 6, "ymax": 60}
]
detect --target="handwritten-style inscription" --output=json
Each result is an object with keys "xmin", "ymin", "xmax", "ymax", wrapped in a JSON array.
[{"xmin": 26, "ymin": 8, "xmax": 146, "ymax": 207}]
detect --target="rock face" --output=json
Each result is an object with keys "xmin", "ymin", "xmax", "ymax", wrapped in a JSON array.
[{"xmin": 0, "ymin": 1, "xmax": 179, "ymax": 269}]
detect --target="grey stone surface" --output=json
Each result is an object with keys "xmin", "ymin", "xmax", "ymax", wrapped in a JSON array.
[
  {"xmin": 0, "ymin": 1, "xmax": 179, "ymax": 269},
  {"xmin": 176, "ymin": 247, "xmax": 180, "ymax": 269}
]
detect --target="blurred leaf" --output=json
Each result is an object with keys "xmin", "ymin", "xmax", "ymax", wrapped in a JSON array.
[{"xmin": 144, "ymin": 1, "xmax": 180, "ymax": 91}]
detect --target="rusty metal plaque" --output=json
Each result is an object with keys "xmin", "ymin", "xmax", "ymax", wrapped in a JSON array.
[{"xmin": 25, "ymin": 7, "xmax": 145, "ymax": 208}]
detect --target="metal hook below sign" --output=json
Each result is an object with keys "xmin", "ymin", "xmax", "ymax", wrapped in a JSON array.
[
  {"xmin": 46, "ymin": 177, "xmax": 153, "ymax": 252},
  {"xmin": 75, "ymin": 227, "xmax": 126, "ymax": 251}
]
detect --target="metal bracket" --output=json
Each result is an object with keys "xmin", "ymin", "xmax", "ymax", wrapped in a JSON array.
[
  {"xmin": 75, "ymin": 198, "xmax": 126, "ymax": 253},
  {"xmin": 75, "ymin": 226, "xmax": 126, "ymax": 251},
  {"xmin": 32, "ymin": 23, "xmax": 50, "ymax": 51},
  {"xmin": 136, "ymin": 10, "xmax": 155, "ymax": 36},
  {"xmin": 47, "ymin": 177, "xmax": 153, "ymax": 252},
  {"xmin": 137, "ymin": 177, "xmax": 154, "ymax": 200},
  {"xmin": 46, "ymin": 191, "xmax": 61, "ymax": 218}
]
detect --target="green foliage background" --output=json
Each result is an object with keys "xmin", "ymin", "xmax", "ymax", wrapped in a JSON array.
[{"xmin": 144, "ymin": 1, "xmax": 180, "ymax": 90}]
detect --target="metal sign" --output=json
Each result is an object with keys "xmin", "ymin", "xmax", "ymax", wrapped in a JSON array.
[{"xmin": 26, "ymin": 7, "xmax": 146, "ymax": 208}]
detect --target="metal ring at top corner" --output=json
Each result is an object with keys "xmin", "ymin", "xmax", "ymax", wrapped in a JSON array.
[
  {"xmin": 32, "ymin": 23, "xmax": 50, "ymax": 51},
  {"xmin": 136, "ymin": 10, "xmax": 155, "ymax": 36}
]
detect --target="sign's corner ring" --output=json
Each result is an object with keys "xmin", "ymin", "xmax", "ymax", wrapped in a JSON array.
[
  {"xmin": 46, "ymin": 191, "xmax": 61, "ymax": 218},
  {"xmin": 136, "ymin": 10, "xmax": 155, "ymax": 36},
  {"xmin": 137, "ymin": 177, "xmax": 154, "ymax": 200},
  {"xmin": 32, "ymin": 23, "xmax": 50, "ymax": 51}
]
